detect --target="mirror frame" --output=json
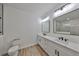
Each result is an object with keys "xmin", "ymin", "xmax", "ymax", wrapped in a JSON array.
[
  {"xmin": 0, "ymin": 4, "xmax": 4, "ymax": 35},
  {"xmin": 2, "ymin": 4, "xmax": 3, "ymax": 35}
]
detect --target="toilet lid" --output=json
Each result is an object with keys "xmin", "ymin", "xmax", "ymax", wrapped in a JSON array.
[{"xmin": 8, "ymin": 46, "xmax": 19, "ymax": 53}]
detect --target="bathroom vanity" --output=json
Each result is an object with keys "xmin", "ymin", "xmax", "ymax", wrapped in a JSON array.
[
  {"xmin": 37, "ymin": 33, "xmax": 79, "ymax": 56},
  {"xmin": 38, "ymin": 4, "xmax": 79, "ymax": 56}
]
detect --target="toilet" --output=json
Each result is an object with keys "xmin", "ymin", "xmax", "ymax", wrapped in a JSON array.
[
  {"xmin": 8, "ymin": 39, "xmax": 20, "ymax": 56},
  {"xmin": 8, "ymin": 45, "xmax": 19, "ymax": 56}
]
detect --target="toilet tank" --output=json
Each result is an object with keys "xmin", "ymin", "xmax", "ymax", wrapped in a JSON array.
[{"xmin": 11, "ymin": 39, "xmax": 21, "ymax": 47}]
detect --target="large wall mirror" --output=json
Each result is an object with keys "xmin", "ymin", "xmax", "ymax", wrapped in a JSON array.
[
  {"xmin": 53, "ymin": 9, "xmax": 79, "ymax": 36},
  {"xmin": 41, "ymin": 20, "xmax": 50, "ymax": 33}
]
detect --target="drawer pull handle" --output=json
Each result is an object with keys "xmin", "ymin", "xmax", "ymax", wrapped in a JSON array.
[{"xmin": 58, "ymin": 51, "xmax": 59, "ymax": 56}]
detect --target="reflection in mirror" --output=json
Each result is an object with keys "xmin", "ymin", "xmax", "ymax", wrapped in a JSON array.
[
  {"xmin": 41, "ymin": 20, "xmax": 50, "ymax": 33},
  {"xmin": 53, "ymin": 9, "xmax": 79, "ymax": 36}
]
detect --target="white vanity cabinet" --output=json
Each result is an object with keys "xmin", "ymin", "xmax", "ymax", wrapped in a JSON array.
[
  {"xmin": 37, "ymin": 36, "xmax": 45, "ymax": 48},
  {"xmin": 37, "ymin": 35, "xmax": 79, "ymax": 56},
  {"xmin": 38, "ymin": 36, "xmax": 58, "ymax": 56},
  {"xmin": 42, "ymin": 38, "xmax": 56, "ymax": 56}
]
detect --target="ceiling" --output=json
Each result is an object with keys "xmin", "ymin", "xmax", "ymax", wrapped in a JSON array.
[{"xmin": 5, "ymin": 3, "xmax": 65, "ymax": 19}]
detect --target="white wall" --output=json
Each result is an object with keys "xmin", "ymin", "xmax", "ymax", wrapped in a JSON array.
[{"xmin": 2, "ymin": 4, "xmax": 40, "ymax": 54}]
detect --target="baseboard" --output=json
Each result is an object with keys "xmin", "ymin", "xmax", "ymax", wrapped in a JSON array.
[{"xmin": 20, "ymin": 42, "xmax": 38, "ymax": 50}]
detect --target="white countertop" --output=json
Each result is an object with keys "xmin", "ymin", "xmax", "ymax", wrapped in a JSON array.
[{"xmin": 38, "ymin": 33, "xmax": 79, "ymax": 53}]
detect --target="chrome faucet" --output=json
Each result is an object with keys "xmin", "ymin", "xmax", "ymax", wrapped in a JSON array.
[
  {"xmin": 58, "ymin": 37, "xmax": 64, "ymax": 40},
  {"xmin": 58, "ymin": 37, "xmax": 68, "ymax": 42}
]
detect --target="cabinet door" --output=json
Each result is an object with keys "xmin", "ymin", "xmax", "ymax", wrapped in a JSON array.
[
  {"xmin": 56, "ymin": 43, "xmax": 79, "ymax": 56},
  {"xmin": 39, "ymin": 37, "xmax": 44, "ymax": 48},
  {"xmin": 38, "ymin": 36, "xmax": 46, "ymax": 50},
  {"xmin": 56, "ymin": 49, "xmax": 71, "ymax": 56},
  {"xmin": 41, "ymin": 38, "xmax": 46, "ymax": 50},
  {"xmin": 37, "ymin": 36, "xmax": 42, "ymax": 45},
  {"xmin": 46, "ymin": 40, "xmax": 57, "ymax": 56}
]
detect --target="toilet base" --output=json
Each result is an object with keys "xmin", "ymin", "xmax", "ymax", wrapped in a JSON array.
[
  {"xmin": 8, "ymin": 51, "xmax": 19, "ymax": 56},
  {"xmin": 8, "ymin": 45, "xmax": 19, "ymax": 56}
]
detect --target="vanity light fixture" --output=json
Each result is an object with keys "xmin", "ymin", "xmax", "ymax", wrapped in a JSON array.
[
  {"xmin": 54, "ymin": 9, "xmax": 62, "ymax": 18},
  {"xmin": 40, "ymin": 16, "xmax": 50, "ymax": 23},
  {"xmin": 54, "ymin": 3, "xmax": 76, "ymax": 17}
]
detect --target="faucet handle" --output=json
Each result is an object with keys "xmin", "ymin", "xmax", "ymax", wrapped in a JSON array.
[
  {"xmin": 0, "ymin": 17, "xmax": 2, "ymax": 19},
  {"xmin": 64, "ymin": 39, "xmax": 68, "ymax": 42}
]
